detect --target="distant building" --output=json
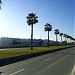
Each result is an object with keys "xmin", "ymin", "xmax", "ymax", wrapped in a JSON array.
[
  {"xmin": 0, "ymin": 37, "xmax": 43, "ymax": 47},
  {"xmin": 0, "ymin": 37, "xmax": 13, "ymax": 47},
  {"xmin": 0, "ymin": 37, "xmax": 58, "ymax": 48},
  {"xmin": 42, "ymin": 39, "xmax": 56, "ymax": 46}
]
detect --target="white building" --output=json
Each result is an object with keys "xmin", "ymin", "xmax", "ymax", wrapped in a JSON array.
[
  {"xmin": 0, "ymin": 37, "xmax": 58, "ymax": 48},
  {"xmin": 0, "ymin": 37, "xmax": 43, "ymax": 47},
  {"xmin": 0, "ymin": 37, "xmax": 13, "ymax": 47}
]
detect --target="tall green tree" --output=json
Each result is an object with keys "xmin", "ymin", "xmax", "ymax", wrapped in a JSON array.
[
  {"xmin": 54, "ymin": 29, "xmax": 59, "ymax": 46},
  {"xmin": 26, "ymin": 13, "xmax": 38, "ymax": 50},
  {"xmin": 59, "ymin": 33, "xmax": 63, "ymax": 45},
  {"xmin": 44, "ymin": 23, "xmax": 52, "ymax": 47}
]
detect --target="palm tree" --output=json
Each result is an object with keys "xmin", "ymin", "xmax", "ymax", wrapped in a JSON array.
[
  {"xmin": 26, "ymin": 13, "xmax": 38, "ymax": 50},
  {"xmin": 0, "ymin": 0, "xmax": 2, "ymax": 9},
  {"xmin": 66, "ymin": 35, "xmax": 70, "ymax": 45},
  {"xmin": 59, "ymin": 33, "xmax": 63, "ymax": 45},
  {"xmin": 44, "ymin": 23, "xmax": 52, "ymax": 47},
  {"xmin": 54, "ymin": 29, "xmax": 59, "ymax": 46},
  {"xmin": 63, "ymin": 34, "xmax": 67, "ymax": 45},
  {"xmin": 69, "ymin": 36, "xmax": 75, "ymax": 45},
  {"xmin": 71, "ymin": 37, "xmax": 75, "ymax": 45}
]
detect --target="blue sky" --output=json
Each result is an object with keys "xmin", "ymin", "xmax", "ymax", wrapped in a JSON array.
[{"xmin": 0, "ymin": 0, "xmax": 74, "ymax": 41}]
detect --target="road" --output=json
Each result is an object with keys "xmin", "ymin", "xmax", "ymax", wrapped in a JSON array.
[
  {"xmin": 0, "ymin": 47, "xmax": 75, "ymax": 75},
  {"xmin": 0, "ymin": 47, "xmax": 31, "ymax": 51},
  {"xmin": 0, "ymin": 47, "xmax": 41, "ymax": 51},
  {"xmin": 0, "ymin": 46, "xmax": 54, "ymax": 51}
]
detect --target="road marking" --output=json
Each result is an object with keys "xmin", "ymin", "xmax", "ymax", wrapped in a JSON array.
[
  {"xmin": 70, "ymin": 65, "xmax": 75, "ymax": 75},
  {"xmin": 43, "ymin": 57, "xmax": 52, "ymax": 61},
  {"xmin": 9, "ymin": 69, "xmax": 25, "ymax": 75}
]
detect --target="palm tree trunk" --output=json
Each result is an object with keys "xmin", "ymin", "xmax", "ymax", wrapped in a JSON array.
[
  {"xmin": 65, "ymin": 37, "xmax": 66, "ymax": 45},
  {"xmin": 67, "ymin": 38, "xmax": 68, "ymax": 45},
  {"xmin": 56, "ymin": 34, "xmax": 58, "ymax": 46},
  {"xmin": 61, "ymin": 36, "xmax": 62, "ymax": 46},
  {"xmin": 65, "ymin": 37, "xmax": 66, "ymax": 41},
  {"xmin": 31, "ymin": 24, "xmax": 33, "ymax": 50},
  {"xmin": 48, "ymin": 31, "xmax": 49, "ymax": 47}
]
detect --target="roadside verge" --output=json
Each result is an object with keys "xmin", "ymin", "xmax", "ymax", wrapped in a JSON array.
[{"xmin": 0, "ymin": 46, "xmax": 74, "ymax": 67}]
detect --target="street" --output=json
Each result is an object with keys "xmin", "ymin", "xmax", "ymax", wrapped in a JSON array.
[{"xmin": 0, "ymin": 47, "xmax": 75, "ymax": 75}]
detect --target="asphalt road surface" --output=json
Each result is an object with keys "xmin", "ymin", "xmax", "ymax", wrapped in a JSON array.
[{"xmin": 0, "ymin": 47, "xmax": 75, "ymax": 75}]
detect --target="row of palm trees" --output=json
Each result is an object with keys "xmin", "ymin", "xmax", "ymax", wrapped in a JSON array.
[
  {"xmin": 1, "ymin": 3, "xmax": 75, "ymax": 49},
  {"xmin": 26, "ymin": 13, "xmax": 75, "ymax": 50},
  {"xmin": 54, "ymin": 30, "xmax": 75, "ymax": 46},
  {"xmin": 44, "ymin": 25, "xmax": 75, "ymax": 47}
]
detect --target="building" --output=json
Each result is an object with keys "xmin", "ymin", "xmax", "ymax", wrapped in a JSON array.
[
  {"xmin": 0, "ymin": 37, "xmax": 58, "ymax": 48},
  {"xmin": 0, "ymin": 37, "xmax": 13, "ymax": 47},
  {"xmin": 0, "ymin": 37, "xmax": 43, "ymax": 47}
]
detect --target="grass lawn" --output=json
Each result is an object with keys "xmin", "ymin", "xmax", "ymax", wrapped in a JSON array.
[{"xmin": 0, "ymin": 45, "xmax": 74, "ymax": 59}]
